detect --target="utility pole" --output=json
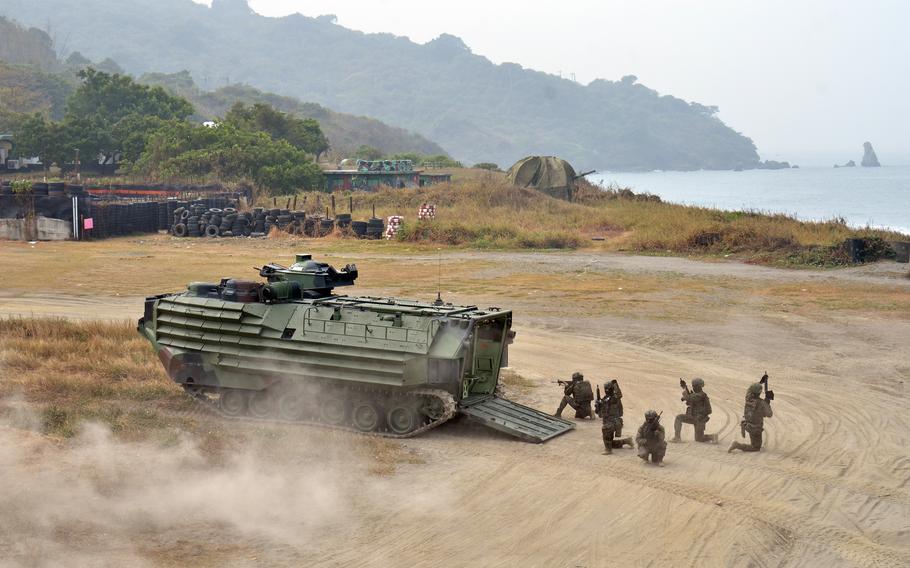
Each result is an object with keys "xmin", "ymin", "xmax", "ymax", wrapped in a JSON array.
[{"xmin": 74, "ymin": 148, "xmax": 81, "ymax": 182}]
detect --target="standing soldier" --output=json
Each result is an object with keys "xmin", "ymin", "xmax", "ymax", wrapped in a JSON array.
[
  {"xmin": 672, "ymin": 377, "xmax": 717, "ymax": 443},
  {"xmin": 729, "ymin": 376, "xmax": 774, "ymax": 453},
  {"xmin": 595, "ymin": 379, "xmax": 634, "ymax": 454},
  {"xmin": 554, "ymin": 372, "xmax": 594, "ymax": 419},
  {"xmin": 636, "ymin": 410, "xmax": 666, "ymax": 466}
]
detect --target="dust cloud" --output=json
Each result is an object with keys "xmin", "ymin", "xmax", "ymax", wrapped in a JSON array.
[{"xmin": 0, "ymin": 400, "xmax": 451, "ymax": 568}]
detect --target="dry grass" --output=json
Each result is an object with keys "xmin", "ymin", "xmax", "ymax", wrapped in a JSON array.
[
  {"xmin": 0, "ymin": 317, "xmax": 187, "ymax": 439},
  {"xmin": 0, "ymin": 317, "xmax": 424, "ymax": 473},
  {"xmin": 255, "ymin": 177, "xmax": 906, "ymax": 264}
]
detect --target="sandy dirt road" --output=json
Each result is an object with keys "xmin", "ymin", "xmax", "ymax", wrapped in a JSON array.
[{"xmin": 1, "ymin": 243, "xmax": 908, "ymax": 567}]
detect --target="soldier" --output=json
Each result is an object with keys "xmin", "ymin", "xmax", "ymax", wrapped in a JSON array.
[
  {"xmin": 671, "ymin": 377, "xmax": 717, "ymax": 443},
  {"xmin": 554, "ymin": 372, "xmax": 594, "ymax": 419},
  {"xmin": 729, "ymin": 382, "xmax": 773, "ymax": 453},
  {"xmin": 595, "ymin": 379, "xmax": 634, "ymax": 454},
  {"xmin": 636, "ymin": 410, "xmax": 666, "ymax": 466}
]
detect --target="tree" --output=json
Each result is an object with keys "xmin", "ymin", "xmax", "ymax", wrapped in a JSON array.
[
  {"xmin": 67, "ymin": 68, "xmax": 193, "ymax": 124},
  {"xmin": 60, "ymin": 68, "xmax": 195, "ymax": 168},
  {"xmin": 389, "ymin": 152, "xmax": 422, "ymax": 163},
  {"xmin": 14, "ymin": 112, "xmax": 69, "ymax": 173},
  {"xmin": 135, "ymin": 121, "xmax": 322, "ymax": 195},
  {"xmin": 352, "ymin": 145, "xmax": 383, "ymax": 160},
  {"xmin": 224, "ymin": 102, "xmax": 329, "ymax": 157},
  {"xmin": 420, "ymin": 154, "xmax": 462, "ymax": 168}
]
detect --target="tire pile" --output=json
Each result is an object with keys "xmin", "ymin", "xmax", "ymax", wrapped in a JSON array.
[
  {"xmin": 384, "ymin": 215, "xmax": 404, "ymax": 239},
  {"xmin": 171, "ymin": 205, "xmax": 255, "ymax": 238},
  {"xmin": 89, "ymin": 202, "xmax": 160, "ymax": 238},
  {"xmin": 170, "ymin": 205, "xmax": 387, "ymax": 240},
  {"xmin": 350, "ymin": 218, "xmax": 386, "ymax": 239},
  {"xmin": 417, "ymin": 203, "xmax": 437, "ymax": 220}
]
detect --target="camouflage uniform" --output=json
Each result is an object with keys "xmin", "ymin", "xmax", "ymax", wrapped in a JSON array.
[
  {"xmin": 672, "ymin": 378, "xmax": 717, "ymax": 443},
  {"xmin": 596, "ymin": 380, "xmax": 633, "ymax": 454},
  {"xmin": 555, "ymin": 372, "xmax": 594, "ymax": 419},
  {"xmin": 729, "ymin": 383, "xmax": 773, "ymax": 453},
  {"xmin": 636, "ymin": 410, "xmax": 666, "ymax": 465}
]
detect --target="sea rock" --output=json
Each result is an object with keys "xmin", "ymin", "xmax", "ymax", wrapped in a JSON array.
[
  {"xmin": 834, "ymin": 160, "xmax": 856, "ymax": 168},
  {"xmin": 861, "ymin": 142, "xmax": 881, "ymax": 167},
  {"xmin": 754, "ymin": 160, "xmax": 791, "ymax": 170}
]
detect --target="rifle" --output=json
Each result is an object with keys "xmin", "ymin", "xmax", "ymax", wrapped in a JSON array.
[
  {"xmin": 645, "ymin": 411, "xmax": 663, "ymax": 440},
  {"xmin": 552, "ymin": 379, "xmax": 570, "ymax": 386},
  {"xmin": 760, "ymin": 372, "xmax": 774, "ymax": 401},
  {"xmin": 679, "ymin": 378, "xmax": 693, "ymax": 415},
  {"xmin": 595, "ymin": 385, "xmax": 603, "ymax": 416}
]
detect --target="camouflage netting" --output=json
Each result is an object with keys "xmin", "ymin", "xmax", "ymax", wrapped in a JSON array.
[{"xmin": 505, "ymin": 155, "xmax": 577, "ymax": 201}]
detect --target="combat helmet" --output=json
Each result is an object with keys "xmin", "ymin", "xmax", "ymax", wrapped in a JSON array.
[
  {"xmin": 571, "ymin": 372, "xmax": 583, "ymax": 381},
  {"xmin": 748, "ymin": 383, "xmax": 763, "ymax": 396},
  {"xmin": 645, "ymin": 409, "xmax": 659, "ymax": 420},
  {"xmin": 692, "ymin": 377, "xmax": 705, "ymax": 390}
]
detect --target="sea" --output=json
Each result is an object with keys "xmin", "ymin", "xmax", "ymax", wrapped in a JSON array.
[{"xmin": 592, "ymin": 165, "xmax": 910, "ymax": 235}]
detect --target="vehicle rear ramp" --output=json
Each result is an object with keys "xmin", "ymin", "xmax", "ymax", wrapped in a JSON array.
[{"xmin": 459, "ymin": 396, "xmax": 575, "ymax": 443}]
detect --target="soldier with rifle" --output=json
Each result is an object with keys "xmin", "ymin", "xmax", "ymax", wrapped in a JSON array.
[
  {"xmin": 729, "ymin": 373, "xmax": 774, "ymax": 453},
  {"xmin": 594, "ymin": 379, "xmax": 634, "ymax": 454},
  {"xmin": 553, "ymin": 372, "xmax": 594, "ymax": 419},
  {"xmin": 671, "ymin": 377, "xmax": 717, "ymax": 443},
  {"xmin": 636, "ymin": 410, "xmax": 666, "ymax": 466}
]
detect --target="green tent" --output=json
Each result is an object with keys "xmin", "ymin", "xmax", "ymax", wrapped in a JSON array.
[{"xmin": 505, "ymin": 155, "xmax": 577, "ymax": 201}]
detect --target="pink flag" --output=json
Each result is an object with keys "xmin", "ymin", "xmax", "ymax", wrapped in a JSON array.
[{"xmin": 83, "ymin": 218, "xmax": 94, "ymax": 230}]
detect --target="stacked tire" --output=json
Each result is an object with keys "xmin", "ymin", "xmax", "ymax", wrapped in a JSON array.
[{"xmin": 365, "ymin": 218, "xmax": 385, "ymax": 240}]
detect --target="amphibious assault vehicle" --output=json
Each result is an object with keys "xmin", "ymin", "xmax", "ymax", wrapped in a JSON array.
[{"xmin": 138, "ymin": 254, "xmax": 573, "ymax": 442}]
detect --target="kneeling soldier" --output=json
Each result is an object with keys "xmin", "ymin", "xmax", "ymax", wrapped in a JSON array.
[
  {"xmin": 555, "ymin": 372, "xmax": 594, "ymax": 419},
  {"xmin": 672, "ymin": 377, "xmax": 717, "ymax": 443},
  {"xmin": 595, "ymin": 379, "xmax": 634, "ymax": 454},
  {"xmin": 729, "ymin": 381, "xmax": 773, "ymax": 453},
  {"xmin": 636, "ymin": 410, "xmax": 666, "ymax": 466}
]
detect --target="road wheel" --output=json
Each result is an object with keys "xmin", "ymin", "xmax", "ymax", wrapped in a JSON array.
[
  {"xmin": 277, "ymin": 392, "xmax": 307, "ymax": 421},
  {"xmin": 386, "ymin": 401, "xmax": 421, "ymax": 435},
  {"xmin": 248, "ymin": 390, "xmax": 275, "ymax": 418},
  {"xmin": 320, "ymin": 394, "xmax": 348, "ymax": 426},
  {"xmin": 352, "ymin": 401, "xmax": 382, "ymax": 432},
  {"xmin": 219, "ymin": 389, "xmax": 248, "ymax": 417}
]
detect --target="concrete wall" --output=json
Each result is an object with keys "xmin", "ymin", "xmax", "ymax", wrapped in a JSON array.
[{"xmin": 0, "ymin": 216, "xmax": 72, "ymax": 241}]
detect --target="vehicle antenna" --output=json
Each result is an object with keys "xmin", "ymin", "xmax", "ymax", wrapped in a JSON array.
[{"xmin": 434, "ymin": 248, "xmax": 444, "ymax": 306}]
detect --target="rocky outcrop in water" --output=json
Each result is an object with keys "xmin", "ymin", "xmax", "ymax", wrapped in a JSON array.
[
  {"xmin": 861, "ymin": 142, "xmax": 881, "ymax": 167},
  {"xmin": 754, "ymin": 160, "xmax": 792, "ymax": 170},
  {"xmin": 834, "ymin": 160, "xmax": 856, "ymax": 168}
]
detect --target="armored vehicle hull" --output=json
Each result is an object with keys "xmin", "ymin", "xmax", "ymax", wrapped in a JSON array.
[{"xmin": 138, "ymin": 255, "xmax": 573, "ymax": 442}]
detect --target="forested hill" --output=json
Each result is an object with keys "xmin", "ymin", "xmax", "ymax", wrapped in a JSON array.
[
  {"xmin": 137, "ymin": 71, "xmax": 446, "ymax": 159},
  {"xmin": 0, "ymin": 0, "xmax": 762, "ymax": 171},
  {"xmin": 0, "ymin": 16, "xmax": 446, "ymax": 159}
]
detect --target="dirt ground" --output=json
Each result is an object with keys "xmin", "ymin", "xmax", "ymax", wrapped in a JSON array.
[{"xmin": 1, "ymin": 236, "xmax": 909, "ymax": 567}]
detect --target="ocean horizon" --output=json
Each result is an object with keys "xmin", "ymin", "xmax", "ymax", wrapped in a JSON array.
[{"xmin": 593, "ymin": 165, "xmax": 910, "ymax": 235}]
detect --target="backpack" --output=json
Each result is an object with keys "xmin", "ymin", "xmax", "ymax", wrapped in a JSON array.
[{"xmin": 575, "ymin": 380, "xmax": 594, "ymax": 402}]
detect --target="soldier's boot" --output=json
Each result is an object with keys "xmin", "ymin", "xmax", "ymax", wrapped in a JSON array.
[
  {"xmin": 728, "ymin": 441, "xmax": 746, "ymax": 453},
  {"xmin": 702, "ymin": 433, "xmax": 718, "ymax": 444},
  {"xmin": 670, "ymin": 435, "xmax": 682, "ymax": 443},
  {"xmin": 554, "ymin": 398, "xmax": 567, "ymax": 418},
  {"xmin": 673, "ymin": 416, "xmax": 683, "ymax": 441},
  {"xmin": 602, "ymin": 445, "xmax": 612, "ymax": 455},
  {"xmin": 618, "ymin": 437, "xmax": 634, "ymax": 448}
]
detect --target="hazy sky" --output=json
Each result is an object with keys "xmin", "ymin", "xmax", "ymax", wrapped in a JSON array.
[{"xmin": 202, "ymin": 0, "xmax": 908, "ymax": 165}]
